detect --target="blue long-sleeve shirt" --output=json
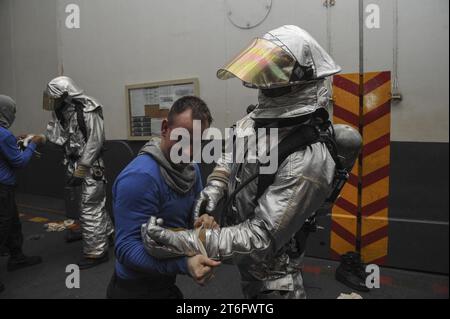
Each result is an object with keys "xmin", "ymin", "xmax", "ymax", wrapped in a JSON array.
[
  {"xmin": 113, "ymin": 153, "xmax": 203, "ymax": 280},
  {"xmin": 0, "ymin": 127, "xmax": 36, "ymax": 186}
]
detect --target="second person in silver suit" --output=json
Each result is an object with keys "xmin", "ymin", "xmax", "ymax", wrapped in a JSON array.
[{"xmin": 43, "ymin": 76, "xmax": 114, "ymax": 269}]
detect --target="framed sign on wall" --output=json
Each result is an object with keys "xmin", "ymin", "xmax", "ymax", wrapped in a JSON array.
[{"xmin": 125, "ymin": 78, "xmax": 200, "ymax": 140}]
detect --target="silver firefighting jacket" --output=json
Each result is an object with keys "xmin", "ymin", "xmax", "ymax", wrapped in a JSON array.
[{"xmin": 45, "ymin": 99, "xmax": 105, "ymax": 173}]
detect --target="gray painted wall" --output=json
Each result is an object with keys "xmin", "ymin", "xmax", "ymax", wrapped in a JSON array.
[
  {"xmin": 0, "ymin": 0, "xmax": 14, "ymax": 96},
  {"xmin": 1, "ymin": 0, "xmax": 448, "ymax": 142},
  {"xmin": 0, "ymin": 0, "xmax": 58, "ymax": 135},
  {"xmin": 364, "ymin": 0, "xmax": 449, "ymax": 142}
]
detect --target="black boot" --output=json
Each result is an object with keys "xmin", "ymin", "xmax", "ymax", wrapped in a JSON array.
[
  {"xmin": 77, "ymin": 252, "xmax": 109, "ymax": 270},
  {"xmin": 347, "ymin": 252, "xmax": 369, "ymax": 280},
  {"xmin": 335, "ymin": 252, "xmax": 370, "ymax": 292},
  {"xmin": 7, "ymin": 253, "xmax": 42, "ymax": 272}
]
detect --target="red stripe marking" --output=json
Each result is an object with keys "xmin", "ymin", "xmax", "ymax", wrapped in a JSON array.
[
  {"xmin": 335, "ymin": 197, "xmax": 358, "ymax": 216},
  {"xmin": 363, "ymin": 134, "xmax": 390, "ymax": 157},
  {"xmin": 364, "ymin": 72, "xmax": 390, "ymax": 95},
  {"xmin": 432, "ymin": 283, "xmax": 449, "ymax": 296},
  {"xmin": 364, "ymin": 101, "xmax": 391, "ymax": 126},
  {"xmin": 348, "ymin": 173, "xmax": 359, "ymax": 188},
  {"xmin": 362, "ymin": 196, "xmax": 389, "ymax": 216},
  {"xmin": 370, "ymin": 255, "xmax": 387, "ymax": 266},
  {"xmin": 361, "ymin": 225, "xmax": 389, "ymax": 247},
  {"xmin": 332, "ymin": 220, "xmax": 357, "ymax": 246},
  {"xmin": 333, "ymin": 104, "xmax": 360, "ymax": 127},
  {"xmin": 362, "ymin": 165, "xmax": 390, "ymax": 187},
  {"xmin": 380, "ymin": 275, "xmax": 394, "ymax": 286},
  {"xmin": 303, "ymin": 265, "xmax": 322, "ymax": 275},
  {"xmin": 334, "ymin": 76, "xmax": 360, "ymax": 97}
]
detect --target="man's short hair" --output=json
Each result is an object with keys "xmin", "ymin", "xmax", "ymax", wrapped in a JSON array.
[{"xmin": 168, "ymin": 96, "xmax": 213, "ymax": 126}]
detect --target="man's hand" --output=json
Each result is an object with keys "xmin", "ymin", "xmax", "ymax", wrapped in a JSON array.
[
  {"xmin": 187, "ymin": 255, "xmax": 221, "ymax": 286},
  {"xmin": 194, "ymin": 214, "xmax": 219, "ymax": 230},
  {"xmin": 31, "ymin": 134, "xmax": 46, "ymax": 145}
]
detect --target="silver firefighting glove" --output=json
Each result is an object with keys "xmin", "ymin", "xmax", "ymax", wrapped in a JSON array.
[
  {"xmin": 141, "ymin": 217, "xmax": 209, "ymax": 259},
  {"xmin": 192, "ymin": 179, "xmax": 227, "ymax": 221}
]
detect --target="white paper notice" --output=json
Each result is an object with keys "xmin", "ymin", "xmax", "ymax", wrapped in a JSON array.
[
  {"xmin": 173, "ymin": 84, "xmax": 195, "ymax": 100},
  {"xmin": 159, "ymin": 86, "xmax": 175, "ymax": 109},
  {"xmin": 130, "ymin": 89, "xmax": 146, "ymax": 117},
  {"xmin": 151, "ymin": 118, "xmax": 163, "ymax": 136},
  {"xmin": 145, "ymin": 88, "xmax": 160, "ymax": 105}
]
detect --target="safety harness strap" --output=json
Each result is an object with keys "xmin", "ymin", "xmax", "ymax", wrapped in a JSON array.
[
  {"xmin": 224, "ymin": 110, "xmax": 348, "ymax": 212},
  {"xmin": 74, "ymin": 102, "xmax": 88, "ymax": 143},
  {"xmin": 256, "ymin": 124, "xmax": 322, "ymax": 199}
]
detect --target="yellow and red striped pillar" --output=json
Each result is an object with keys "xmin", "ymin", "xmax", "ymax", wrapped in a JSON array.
[{"xmin": 331, "ymin": 71, "xmax": 391, "ymax": 265}]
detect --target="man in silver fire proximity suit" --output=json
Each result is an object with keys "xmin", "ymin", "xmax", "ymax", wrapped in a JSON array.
[
  {"xmin": 43, "ymin": 76, "xmax": 113, "ymax": 269},
  {"xmin": 141, "ymin": 25, "xmax": 362, "ymax": 298}
]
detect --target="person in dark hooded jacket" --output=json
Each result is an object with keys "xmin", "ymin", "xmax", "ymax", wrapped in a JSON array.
[{"xmin": 0, "ymin": 95, "xmax": 45, "ymax": 294}]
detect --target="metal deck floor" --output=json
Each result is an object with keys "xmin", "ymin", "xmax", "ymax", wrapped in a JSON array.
[{"xmin": 0, "ymin": 194, "xmax": 447, "ymax": 299}]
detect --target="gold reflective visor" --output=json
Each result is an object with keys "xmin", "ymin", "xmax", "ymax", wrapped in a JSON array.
[
  {"xmin": 43, "ymin": 91, "xmax": 65, "ymax": 111},
  {"xmin": 43, "ymin": 91, "xmax": 56, "ymax": 111},
  {"xmin": 217, "ymin": 38, "xmax": 297, "ymax": 89}
]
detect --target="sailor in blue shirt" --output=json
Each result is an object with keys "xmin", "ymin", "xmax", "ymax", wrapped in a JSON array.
[
  {"xmin": 0, "ymin": 95, "xmax": 46, "ymax": 294},
  {"xmin": 107, "ymin": 96, "xmax": 220, "ymax": 299},
  {"xmin": 113, "ymin": 153, "xmax": 203, "ymax": 278}
]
